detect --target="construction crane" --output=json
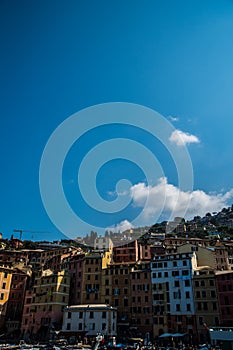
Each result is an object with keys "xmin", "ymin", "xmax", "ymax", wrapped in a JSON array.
[{"xmin": 13, "ymin": 229, "xmax": 51, "ymax": 241}]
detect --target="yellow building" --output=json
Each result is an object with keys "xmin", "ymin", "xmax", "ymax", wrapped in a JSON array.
[
  {"xmin": 81, "ymin": 251, "xmax": 111, "ymax": 304},
  {"xmin": 193, "ymin": 267, "xmax": 220, "ymax": 344},
  {"xmin": 177, "ymin": 243, "xmax": 216, "ymax": 268},
  {"xmin": 0, "ymin": 265, "xmax": 13, "ymax": 328}
]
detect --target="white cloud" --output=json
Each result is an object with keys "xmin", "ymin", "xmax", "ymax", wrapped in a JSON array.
[
  {"xmin": 130, "ymin": 177, "xmax": 233, "ymax": 223},
  {"xmin": 168, "ymin": 115, "xmax": 179, "ymax": 122},
  {"xmin": 107, "ymin": 190, "xmax": 129, "ymax": 197},
  {"xmin": 107, "ymin": 219, "xmax": 133, "ymax": 233},
  {"xmin": 169, "ymin": 129, "xmax": 200, "ymax": 146}
]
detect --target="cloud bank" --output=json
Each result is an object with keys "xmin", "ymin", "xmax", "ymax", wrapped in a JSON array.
[{"xmin": 130, "ymin": 177, "xmax": 233, "ymax": 223}]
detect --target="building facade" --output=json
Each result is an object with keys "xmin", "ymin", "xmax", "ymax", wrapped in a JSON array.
[
  {"xmin": 62, "ymin": 304, "xmax": 117, "ymax": 338},
  {"xmin": 151, "ymin": 253, "xmax": 197, "ymax": 341}
]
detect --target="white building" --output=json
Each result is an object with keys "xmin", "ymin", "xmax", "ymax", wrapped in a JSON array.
[
  {"xmin": 94, "ymin": 237, "xmax": 113, "ymax": 251},
  {"xmin": 151, "ymin": 252, "xmax": 197, "ymax": 337},
  {"xmin": 62, "ymin": 304, "xmax": 117, "ymax": 337}
]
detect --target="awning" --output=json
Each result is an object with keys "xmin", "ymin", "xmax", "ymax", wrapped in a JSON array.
[{"xmin": 159, "ymin": 333, "xmax": 172, "ymax": 338}]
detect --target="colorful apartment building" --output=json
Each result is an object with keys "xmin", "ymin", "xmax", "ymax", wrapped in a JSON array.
[
  {"xmin": 193, "ymin": 267, "xmax": 220, "ymax": 344},
  {"xmin": 21, "ymin": 269, "xmax": 70, "ymax": 340},
  {"xmin": 0, "ymin": 265, "xmax": 12, "ymax": 328},
  {"xmin": 63, "ymin": 252, "xmax": 85, "ymax": 306},
  {"xmin": 215, "ymin": 270, "xmax": 233, "ymax": 327},
  {"xmin": 151, "ymin": 252, "xmax": 197, "ymax": 342},
  {"xmin": 5, "ymin": 267, "xmax": 30, "ymax": 336},
  {"xmin": 81, "ymin": 252, "xmax": 105, "ymax": 305},
  {"xmin": 130, "ymin": 261, "xmax": 153, "ymax": 337},
  {"xmin": 101, "ymin": 262, "xmax": 134, "ymax": 338},
  {"xmin": 113, "ymin": 240, "xmax": 139, "ymax": 263}
]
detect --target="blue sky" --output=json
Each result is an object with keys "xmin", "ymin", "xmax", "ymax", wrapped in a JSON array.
[{"xmin": 1, "ymin": 0, "xmax": 233, "ymax": 240}]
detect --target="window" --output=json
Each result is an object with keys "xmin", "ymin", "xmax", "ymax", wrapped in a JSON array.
[
  {"xmin": 174, "ymin": 291, "xmax": 181, "ymax": 299},
  {"xmin": 4, "ymin": 272, "xmax": 7, "ymax": 279},
  {"xmin": 187, "ymin": 304, "xmax": 191, "ymax": 311},
  {"xmin": 102, "ymin": 312, "xmax": 106, "ymax": 318},
  {"xmin": 89, "ymin": 311, "xmax": 94, "ymax": 319},
  {"xmin": 186, "ymin": 291, "xmax": 190, "ymax": 299},
  {"xmin": 78, "ymin": 323, "xmax": 82, "ymax": 330},
  {"xmin": 124, "ymin": 299, "xmax": 128, "ymax": 307},
  {"xmin": 173, "ymin": 261, "xmax": 177, "ymax": 267},
  {"xmin": 79, "ymin": 312, "xmax": 83, "ymax": 319},
  {"xmin": 176, "ymin": 304, "xmax": 180, "ymax": 311},
  {"xmin": 164, "ymin": 272, "xmax": 168, "ymax": 278},
  {"xmin": 211, "ymin": 290, "xmax": 216, "ymax": 298},
  {"xmin": 174, "ymin": 280, "xmax": 180, "ymax": 287},
  {"xmin": 68, "ymin": 312, "xmax": 71, "ymax": 319},
  {"xmin": 202, "ymin": 291, "xmax": 206, "ymax": 298},
  {"xmin": 0, "ymin": 293, "xmax": 4, "ymax": 300},
  {"xmin": 89, "ymin": 323, "xmax": 95, "ymax": 330},
  {"xmin": 66, "ymin": 323, "xmax": 71, "ymax": 330},
  {"xmin": 182, "ymin": 270, "xmax": 189, "ymax": 276},
  {"xmin": 172, "ymin": 271, "xmax": 179, "ymax": 277},
  {"xmin": 2, "ymin": 283, "xmax": 6, "ymax": 289},
  {"xmin": 114, "ymin": 288, "xmax": 120, "ymax": 295},
  {"xmin": 159, "ymin": 317, "xmax": 163, "ymax": 325},
  {"xmin": 102, "ymin": 323, "xmax": 106, "ymax": 331},
  {"xmin": 183, "ymin": 260, "xmax": 187, "ymax": 266},
  {"xmin": 185, "ymin": 280, "xmax": 190, "ymax": 287}
]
